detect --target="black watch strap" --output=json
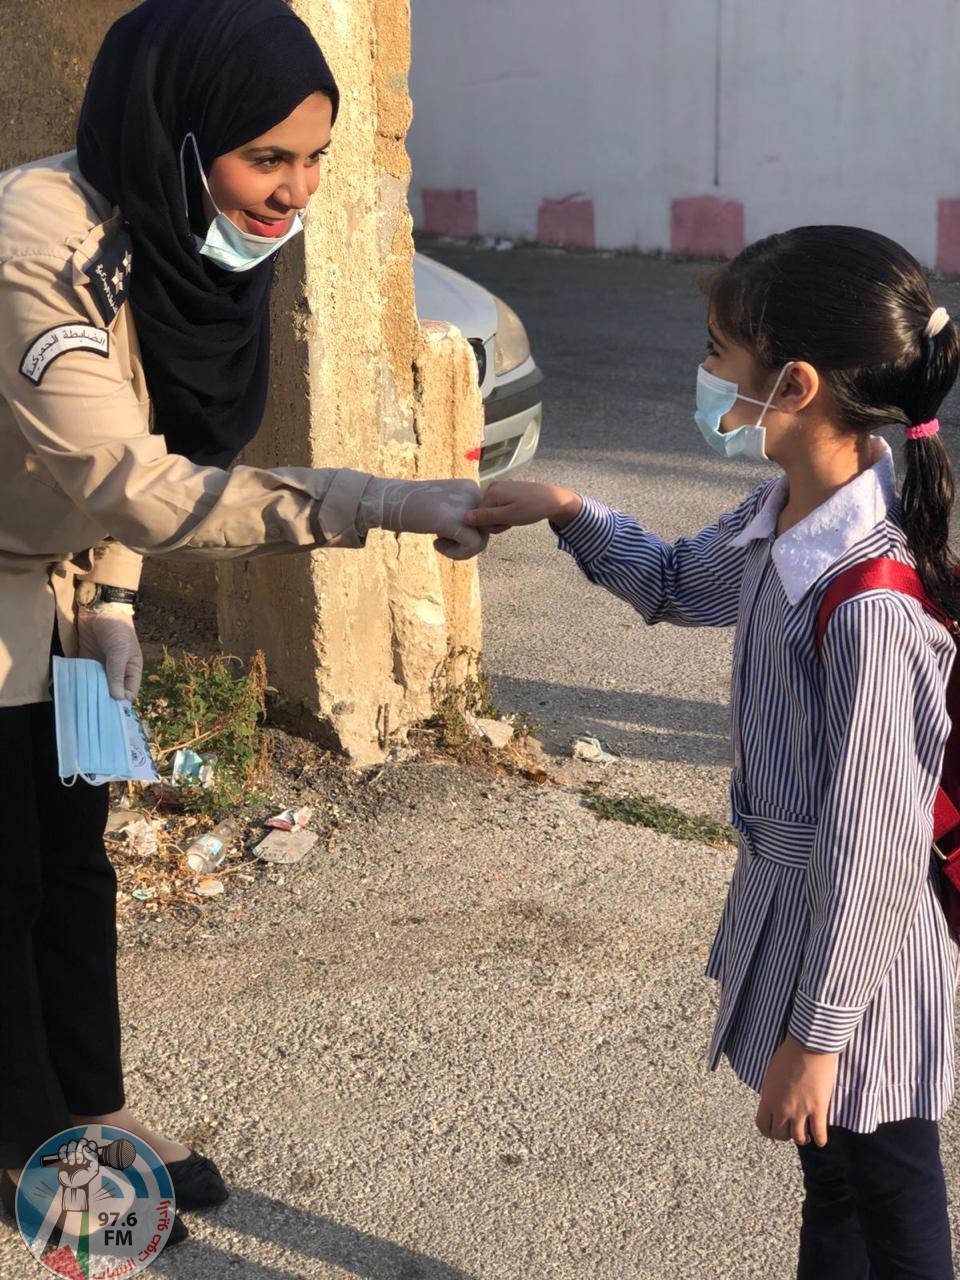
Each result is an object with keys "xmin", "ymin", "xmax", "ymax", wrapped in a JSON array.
[
  {"xmin": 77, "ymin": 583, "xmax": 139, "ymax": 608},
  {"xmin": 99, "ymin": 586, "xmax": 139, "ymax": 606}
]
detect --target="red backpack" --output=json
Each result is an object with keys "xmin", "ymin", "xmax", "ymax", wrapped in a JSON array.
[{"xmin": 816, "ymin": 559, "xmax": 960, "ymax": 934}]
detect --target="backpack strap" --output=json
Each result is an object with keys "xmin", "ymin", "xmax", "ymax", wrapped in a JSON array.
[
  {"xmin": 815, "ymin": 557, "xmax": 960, "ymax": 850},
  {"xmin": 815, "ymin": 558, "xmax": 955, "ymax": 655}
]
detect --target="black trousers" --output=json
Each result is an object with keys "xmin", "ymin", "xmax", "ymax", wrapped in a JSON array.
[
  {"xmin": 0, "ymin": 692, "xmax": 122, "ymax": 1169},
  {"xmin": 797, "ymin": 1119, "xmax": 954, "ymax": 1279}
]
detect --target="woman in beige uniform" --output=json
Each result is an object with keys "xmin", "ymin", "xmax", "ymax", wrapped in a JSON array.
[{"xmin": 0, "ymin": 0, "xmax": 484, "ymax": 1246}]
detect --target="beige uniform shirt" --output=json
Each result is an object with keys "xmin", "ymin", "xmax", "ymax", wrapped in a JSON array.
[{"xmin": 0, "ymin": 152, "xmax": 371, "ymax": 706}]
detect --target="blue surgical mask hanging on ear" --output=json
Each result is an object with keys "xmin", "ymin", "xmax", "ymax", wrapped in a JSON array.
[
  {"xmin": 694, "ymin": 363, "xmax": 792, "ymax": 460},
  {"xmin": 179, "ymin": 133, "xmax": 304, "ymax": 273}
]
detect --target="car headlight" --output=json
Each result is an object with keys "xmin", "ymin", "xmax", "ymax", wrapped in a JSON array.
[{"xmin": 493, "ymin": 294, "xmax": 531, "ymax": 376}]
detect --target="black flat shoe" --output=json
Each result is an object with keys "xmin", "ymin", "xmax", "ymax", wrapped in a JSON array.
[
  {"xmin": 164, "ymin": 1149, "xmax": 229, "ymax": 1210},
  {"xmin": 167, "ymin": 1213, "xmax": 190, "ymax": 1247}
]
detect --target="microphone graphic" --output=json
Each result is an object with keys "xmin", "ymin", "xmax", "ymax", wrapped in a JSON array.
[{"xmin": 40, "ymin": 1139, "xmax": 136, "ymax": 1170}]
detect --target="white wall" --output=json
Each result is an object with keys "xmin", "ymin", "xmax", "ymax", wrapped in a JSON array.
[{"xmin": 409, "ymin": 0, "xmax": 960, "ymax": 266}]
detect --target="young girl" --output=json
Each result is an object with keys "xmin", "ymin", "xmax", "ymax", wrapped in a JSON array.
[{"xmin": 466, "ymin": 225, "xmax": 960, "ymax": 1279}]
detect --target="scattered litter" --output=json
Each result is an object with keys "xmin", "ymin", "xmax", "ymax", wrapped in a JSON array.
[
  {"xmin": 572, "ymin": 735, "xmax": 618, "ymax": 765},
  {"xmin": 105, "ymin": 804, "xmax": 252, "ymax": 921},
  {"xmin": 475, "ymin": 717, "xmax": 515, "ymax": 749},
  {"xmin": 106, "ymin": 811, "xmax": 161, "ymax": 857},
  {"xmin": 105, "ymin": 809, "xmax": 139, "ymax": 835},
  {"xmin": 123, "ymin": 816, "xmax": 160, "ymax": 859},
  {"xmin": 253, "ymin": 827, "xmax": 318, "ymax": 865},
  {"xmin": 265, "ymin": 805, "xmax": 313, "ymax": 831},
  {"xmin": 184, "ymin": 818, "xmax": 239, "ymax": 874},
  {"xmin": 171, "ymin": 748, "xmax": 203, "ymax": 784},
  {"xmin": 171, "ymin": 749, "xmax": 217, "ymax": 789},
  {"xmin": 143, "ymin": 780, "xmax": 185, "ymax": 810},
  {"xmin": 194, "ymin": 877, "xmax": 225, "ymax": 897},
  {"xmin": 464, "ymin": 712, "xmax": 515, "ymax": 750}
]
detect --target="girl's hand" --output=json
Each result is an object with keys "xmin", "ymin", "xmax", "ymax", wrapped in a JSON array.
[
  {"xmin": 464, "ymin": 481, "xmax": 583, "ymax": 534},
  {"xmin": 756, "ymin": 1034, "xmax": 838, "ymax": 1147}
]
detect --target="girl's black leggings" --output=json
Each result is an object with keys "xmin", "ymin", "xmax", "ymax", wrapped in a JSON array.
[
  {"xmin": 796, "ymin": 1118, "xmax": 954, "ymax": 1279},
  {"xmin": 0, "ymin": 693, "xmax": 121, "ymax": 1169}
]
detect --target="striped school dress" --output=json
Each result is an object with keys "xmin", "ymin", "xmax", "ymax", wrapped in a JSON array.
[{"xmin": 556, "ymin": 440, "xmax": 960, "ymax": 1132}]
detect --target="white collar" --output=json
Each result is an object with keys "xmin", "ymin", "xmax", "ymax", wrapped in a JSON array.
[{"xmin": 730, "ymin": 438, "xmax": 897, "ymax": 605}]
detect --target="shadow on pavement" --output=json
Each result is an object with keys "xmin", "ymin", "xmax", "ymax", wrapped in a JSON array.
[
  {"xmin": 153, "ymin": 1190, "xmax": 478, "ymax": 1280},
  {"xmin": 492, "ymin": 675, "xmax": 732, "ymax": 766}
]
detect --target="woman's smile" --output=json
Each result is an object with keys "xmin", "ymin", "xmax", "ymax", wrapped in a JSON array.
[{"xmin": 240, "ymin": 208, "xmax": 296, "ymax": 236}]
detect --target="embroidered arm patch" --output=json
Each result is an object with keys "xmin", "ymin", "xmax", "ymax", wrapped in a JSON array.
[{"xmin": 19, "ymin": 325, "xmax": 110, "ymax": 384}]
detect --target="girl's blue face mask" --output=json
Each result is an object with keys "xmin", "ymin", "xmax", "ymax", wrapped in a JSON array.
[
  {"xmin": 179, "ymin": 133, "xmax": 304, "ymax": 273},
  {"xmin": 694, "ymin": 363, "xmax": 792, "ymax": 461}
]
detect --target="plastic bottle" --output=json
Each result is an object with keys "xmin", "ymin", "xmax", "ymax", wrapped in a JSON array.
[{"xmin": 184, "ymin": 819, "xmax": 238, "ymax": 874}]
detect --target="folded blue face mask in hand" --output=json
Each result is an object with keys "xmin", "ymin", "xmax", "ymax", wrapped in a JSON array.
[{"xmin": 52, "ymin": 657, "xmax": 160, "ymax": 786}]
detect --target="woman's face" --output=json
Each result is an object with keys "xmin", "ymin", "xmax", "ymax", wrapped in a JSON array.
[{"xmin": 204, "ymin": 91, "xmax": 334, "ymax": 238}]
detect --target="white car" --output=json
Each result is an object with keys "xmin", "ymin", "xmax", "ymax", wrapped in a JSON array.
[{"xmin": 414, "ymin": 253, "xmax": 543, "ymax": 484}]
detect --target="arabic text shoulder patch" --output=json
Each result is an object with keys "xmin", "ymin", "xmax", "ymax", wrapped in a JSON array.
[{"xmin": 19, "ymin": 325, "xmax": 110, "ymax": 385}]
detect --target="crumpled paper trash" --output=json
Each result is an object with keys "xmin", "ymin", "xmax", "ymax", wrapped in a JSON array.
[
  {"xmin": 571, "ymin": 736, "xmax": 618, "ymax": 765},
  {"xmin": 253, "ymin": 828, "xmax": 319, "ymax": 865}
]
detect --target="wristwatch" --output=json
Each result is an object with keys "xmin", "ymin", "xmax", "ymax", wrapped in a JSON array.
[{"xmin": 75, "ymin": 582, "xmax": 140, "ymax": 608}]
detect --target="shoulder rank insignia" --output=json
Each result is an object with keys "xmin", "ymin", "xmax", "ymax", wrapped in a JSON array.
[{"xmin": 85, "ymin": 226, "xmax": 134, "ymax": 325}]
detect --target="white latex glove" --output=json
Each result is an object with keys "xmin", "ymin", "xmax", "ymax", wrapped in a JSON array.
[
  {"xmin": 77, "ymin": 603, "xmax": 144, "ymax": 701},
  {"xmin": 358, "ymin": 478, "xmax": 488, "ymax": 561}
]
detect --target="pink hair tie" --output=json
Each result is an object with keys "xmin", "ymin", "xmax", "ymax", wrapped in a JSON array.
[{"xmin": 905, "ymin": 419, "xmax": 940, "ymax": 440}]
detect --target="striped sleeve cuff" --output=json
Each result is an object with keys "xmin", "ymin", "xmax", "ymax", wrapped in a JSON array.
[
  {"xmin": 788, "ymin": 989, "xmax": 870, "ymax": 1053},
  {"xmin": 550, "ymin": 496, "xmax": 618, "ymax": 564}
]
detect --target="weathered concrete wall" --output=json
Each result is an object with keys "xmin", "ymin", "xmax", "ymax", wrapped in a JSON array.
[
  {"xmin": 409, "ymin": 0, "xmax": 960, "ymax": 268},
  {"xmin": 2, "ymin": 0, "xmax": 483, "ymax": 764}
]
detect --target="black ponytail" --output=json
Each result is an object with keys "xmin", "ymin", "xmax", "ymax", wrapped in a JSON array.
[
  {"xmin": 902, "ymin": 431, "xmax": 960, "ymax": 618},
  {"xmin": 708, "ymin": 226, "xmax": 960, "ymax": 619}
]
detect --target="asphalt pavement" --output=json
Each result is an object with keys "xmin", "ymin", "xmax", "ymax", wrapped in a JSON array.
[
  {"xmin": 4, "ymin": 246, "xmax": 960, "ymax": 1280},
  {"xmin": 426, "ymin": 238, "xmax": 960, "ymax": 822}
]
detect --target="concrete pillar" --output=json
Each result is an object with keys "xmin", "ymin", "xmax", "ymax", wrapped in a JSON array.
[
  {"xmin": 2, "ymin": 0, "xmax": 484, "ymax": 766},
  {"xmin": 216, "ymin": 0, "xmax": 483, "ymax": 763}
]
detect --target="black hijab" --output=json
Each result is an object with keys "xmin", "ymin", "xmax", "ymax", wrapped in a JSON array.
[{"xmin": 77, "ymin": 0, "xmax": 339, "ymax": 467}]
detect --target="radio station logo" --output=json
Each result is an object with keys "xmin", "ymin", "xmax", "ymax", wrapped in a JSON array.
[{"xmin": 11, "ymin": 1125, "xmax": 176, "ymax": 1277}]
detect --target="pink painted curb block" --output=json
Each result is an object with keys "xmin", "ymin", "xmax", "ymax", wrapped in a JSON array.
[
  {"xmin": 671, "ymin": 196, "xmax": 745, "ymax": 259},
  {"xmin": 421, "ymin": 188, "xmax": 478, "ymax": 238},
  {"xmin": 937, "ymin": 199, "xmax": 960, "ymax": 275},
  {"xmin": 537, "ymin": 197, "xmax": 596, "ymax": 250}
]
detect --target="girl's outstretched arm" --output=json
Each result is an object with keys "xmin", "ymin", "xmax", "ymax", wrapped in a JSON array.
[{"xmin": 468, "ymin": 478, "xmax": 775, "ymax": 627}]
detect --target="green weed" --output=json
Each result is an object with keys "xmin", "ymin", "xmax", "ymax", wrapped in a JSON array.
[
  {"xmin": 584, "ymin": 789, "xmax": 736, "ymax": 849},
  {"xmin": 139, "ymin": 648, "xmax": 273, "ymax": 815}
]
